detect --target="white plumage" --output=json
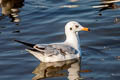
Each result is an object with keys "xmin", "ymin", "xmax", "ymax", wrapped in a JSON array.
[{"xmin": 15, "ymin": 21, "xmax": 90, "ymax": 62}]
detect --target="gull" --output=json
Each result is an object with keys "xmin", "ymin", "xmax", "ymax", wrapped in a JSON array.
[{"xmin": 15, "ymin": 21, "xmax": 90, "ymax": 62}]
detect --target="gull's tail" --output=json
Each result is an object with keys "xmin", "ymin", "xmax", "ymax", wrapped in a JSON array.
[{"xmin": 14, "ymin": 40, "xmax": 35, "ymax": 47}]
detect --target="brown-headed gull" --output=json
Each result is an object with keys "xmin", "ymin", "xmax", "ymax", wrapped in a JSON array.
[{"xmin": 15, "ymin": 21, "xmax": 90, "ymax": 62}]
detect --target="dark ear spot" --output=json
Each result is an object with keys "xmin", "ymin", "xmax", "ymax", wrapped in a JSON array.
[
  {"xmin": 70, "ymin": 27, "xmax": 72, "ymax": 30},
  {"xmin": 75, "ymin": 25, "xmax": 79, "ymax": 28}
]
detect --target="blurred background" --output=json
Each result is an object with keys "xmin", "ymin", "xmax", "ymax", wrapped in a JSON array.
[{"xmin": 0, "ymin": 0, "xmax": 120, "ymax": 80}]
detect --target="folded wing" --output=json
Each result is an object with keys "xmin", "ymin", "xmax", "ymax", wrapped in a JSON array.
[{"xmin": 33, "ymin": 44, "xmax": 78, "ymax": 57}]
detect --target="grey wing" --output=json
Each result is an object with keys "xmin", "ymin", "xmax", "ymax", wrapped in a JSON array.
[{"xmin": 33, "ymin": 44, "xmax": 78, "ymax": 56}]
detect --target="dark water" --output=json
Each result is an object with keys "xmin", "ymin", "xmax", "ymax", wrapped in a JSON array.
[{"xmin": 0, "ymin": 0, "xmax": 120, "ymax": 80}]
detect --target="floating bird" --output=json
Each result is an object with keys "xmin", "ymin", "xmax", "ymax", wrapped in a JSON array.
[{"xmin": 15, "ymin": 21, "xmax": 90, "ymax": 62}]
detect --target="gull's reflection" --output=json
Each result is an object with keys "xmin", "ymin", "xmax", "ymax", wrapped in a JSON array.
[
  {"xmin": 32, "ymin": 58, "xmax": 81, "ymax": 80},
  {"xmin": 93, "ymin": 0, "xmax": 120, "ymax": 12},
  {"xmin": 0, "ymin": 0, "xmax": 24, "ymax": 22}
]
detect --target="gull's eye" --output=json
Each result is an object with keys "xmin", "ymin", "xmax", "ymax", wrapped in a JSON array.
[
  {"xmin": 75, "ymin": 25, "xmax": 79, "ymax": 28},
  {"xmin": 70, "ymin": 27, "xmax": 72, "ymax": 30}
]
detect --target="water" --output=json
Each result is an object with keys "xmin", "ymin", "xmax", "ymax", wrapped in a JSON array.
[
  {"xmin": 32, "ymin": 58, "xmax": 81, "ymax": 80},
  {"xmin": 0, "ymin": 0, "xmax": 120, "ymax": 80}
]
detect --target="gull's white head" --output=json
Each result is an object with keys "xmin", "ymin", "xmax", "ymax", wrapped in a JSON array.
[
  {"xmin": 64, "ymin": 21, "xmax": 90, "ymax": 50},
  {"xmin": 65, "ymin": 21, "xmax": 90, "ymax": 34}
]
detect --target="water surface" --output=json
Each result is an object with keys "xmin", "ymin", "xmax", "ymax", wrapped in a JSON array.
[{"xmin": 0, "ymin": 0, "xmax": 120, "ymax": 80}]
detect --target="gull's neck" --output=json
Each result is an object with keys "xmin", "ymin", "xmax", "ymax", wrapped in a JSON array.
[{"xmin": 64, "ymin": 32, "xmax": 80, "ymax": 51}]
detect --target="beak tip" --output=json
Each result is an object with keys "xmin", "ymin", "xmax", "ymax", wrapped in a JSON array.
[{"xmin": 88, "ymin": 29, "xmax": 91, "ymax": 32}]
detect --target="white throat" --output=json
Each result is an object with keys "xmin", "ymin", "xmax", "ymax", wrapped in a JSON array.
[{"xmin": 64, "ymin": 31, "xmax": 80, "ymax": 50}]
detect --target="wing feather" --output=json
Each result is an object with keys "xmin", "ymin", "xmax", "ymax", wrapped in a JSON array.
[{"xmin": 33, "ymin": 44, "xmax": 78, "ymax": 57}]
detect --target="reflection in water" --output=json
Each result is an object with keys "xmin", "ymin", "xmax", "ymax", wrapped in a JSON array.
[
  {"xmin": 32, "ymin": 58, "xmax": 81, "ymax": 80},
  {"xmin": 114, "ymin": 17, "xmax": 120, "ymax": 23},
  {"xmin": 60, "ymin": 5, "xmax": 79, "ymax": 8},
  {"xmin": 69, "ymin": 0, "xmax": 78, "ymax": 2},
  {"xmin": 0, "ymin": 0, "xmax": 24, "ymax": 22},
  {"xmin": 92, "ymin": 0, "xmax": 120, "ymax": 23},
  {"xmin": 60, "ymin": 0, "xmax": 79, "ymax": 8},
  {"xmin": 93, "ymin": 0, "xmax": 120, "ymax": 12}
]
